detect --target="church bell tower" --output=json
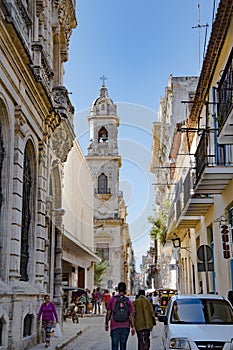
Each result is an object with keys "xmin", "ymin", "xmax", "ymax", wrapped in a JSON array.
[{"xmin": 85, "ymin": 77, "xmax": 130, "ymax": 291}]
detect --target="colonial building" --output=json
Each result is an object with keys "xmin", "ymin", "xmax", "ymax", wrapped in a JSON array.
[
  {"xmin": 150, "ymin": 75, "xmax": 198, "ymax": 291},
  {"xmin": 0, "ymin": 1, "xmax": 98, "ymax": 348},
  {"xmin": 85, "ymin": 81, "xmax": 134, "ymax": 292},
  {"xmin": 152, "ymin": 0, "xmax": 233, "ymax": 298},
  {"xmin": 167, "ymin": 0, "xmax": 233, "ymax": 296}
]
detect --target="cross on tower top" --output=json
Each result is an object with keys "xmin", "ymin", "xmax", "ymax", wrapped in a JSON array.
[{"xmin": 100, "ymin": 75, "xmax": 107, "ymax": 86}]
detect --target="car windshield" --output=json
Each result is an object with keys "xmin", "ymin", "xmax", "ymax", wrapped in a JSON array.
[{"xmin": 170, "ymin": 298, "xmax": 233, "ymax": 324}]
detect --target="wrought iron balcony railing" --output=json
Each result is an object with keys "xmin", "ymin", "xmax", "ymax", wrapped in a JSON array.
[
  {"xmin": 95, "ymin": 188, "xmax": 111, "ymax": 194},
  {"xmin": 217, "ymin": 48, "xmax": 233, "ymax": 129},
  {"xmin": 195, "ymin": 131, "xmax": 233, "ymax": 185},
  {"xmin": 167, "ymin": 169, "xmax": 214, "ymax": 234}
]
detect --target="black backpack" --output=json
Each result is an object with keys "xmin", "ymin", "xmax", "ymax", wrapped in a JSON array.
[{"xmin": 113, "ymin": 295, "xmax": 130, "ymax": 322}]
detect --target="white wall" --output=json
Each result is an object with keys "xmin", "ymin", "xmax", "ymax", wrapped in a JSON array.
[{"xmin": 62, "ymin": 139, "xmax": 94, "ymax": 250}]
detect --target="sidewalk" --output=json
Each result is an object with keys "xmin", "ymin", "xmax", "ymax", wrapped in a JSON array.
[{"xmin": 28, "ymin": 314, "xmax": 104, "ymax": 350}]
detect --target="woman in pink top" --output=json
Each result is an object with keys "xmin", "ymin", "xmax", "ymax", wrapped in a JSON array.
[{"xmin": 38, "ymin": 294, "xmax": 59, "ymax": 348}]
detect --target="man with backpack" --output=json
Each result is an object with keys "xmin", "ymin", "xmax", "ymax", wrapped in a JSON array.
[{"xmin": 105, "ymin": 282, "xmax": 135, "ymax": 350}]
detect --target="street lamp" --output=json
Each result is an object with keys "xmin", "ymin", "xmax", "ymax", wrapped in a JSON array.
[{"xmin": 171, "ymin": 237, "xmax": 181, "ymax": 248}]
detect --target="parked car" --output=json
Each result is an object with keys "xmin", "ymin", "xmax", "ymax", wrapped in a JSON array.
[{"xmin": 158, "ymin": 294, "xmax": 233, "ymax": 350}]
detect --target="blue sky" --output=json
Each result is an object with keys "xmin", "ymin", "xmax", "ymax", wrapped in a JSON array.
[{"xmin": 64, "ymin": 0, "xmax": 219, "ymax": 270}]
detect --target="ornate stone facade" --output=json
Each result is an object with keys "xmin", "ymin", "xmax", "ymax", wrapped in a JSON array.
[{"xmin": 0, "ymin": 1, "xmax": 97, "ymax": 349}]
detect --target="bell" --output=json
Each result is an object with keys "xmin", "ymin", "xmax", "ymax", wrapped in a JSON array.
[{"xmin": 101, "ymin": 134, "xmax": 108, "ymax": 142}]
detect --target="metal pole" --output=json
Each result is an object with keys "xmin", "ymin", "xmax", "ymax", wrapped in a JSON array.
[{"xmin": 204, "ymin": 245, "xmax": 209, "ymax": 293}]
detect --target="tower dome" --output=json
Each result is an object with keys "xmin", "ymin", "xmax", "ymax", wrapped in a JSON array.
[{"xmin": 90, "ymin": 79, "xmax": 117, "ymax": 116}]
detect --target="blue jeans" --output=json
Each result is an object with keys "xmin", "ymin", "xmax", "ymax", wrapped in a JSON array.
[
  {"xmin": 111, "ymin": 327, "xmax": 130, "ymax": 350},
  {"xmin": 92, "ymin": 300, "xmax": 97, "ymax": 313}
]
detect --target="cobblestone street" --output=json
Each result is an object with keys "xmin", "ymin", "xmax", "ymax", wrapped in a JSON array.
[{"xmin": 63, "ymin": 316, "xmax": 164, "ymax": 350}]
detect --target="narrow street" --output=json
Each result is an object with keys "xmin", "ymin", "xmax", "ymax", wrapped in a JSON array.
[
  {"xmin": 63, "ymin": 316, "xmax": 164, "ymax": 350},
  {"xmin": 2, "ymin": 1, "xmax": 233, "ymax": 349}
]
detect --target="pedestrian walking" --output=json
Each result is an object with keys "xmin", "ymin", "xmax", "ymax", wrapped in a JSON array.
[
  {"xmin": 96, "ymin": 287, "xmax": 102, "ymax": 314},
  {"xmin": 105, "ymin": 281, "xmax": 135, "ymax": 350},
  {"xmin": 86, "ymin": 288, "xmax": 93, "ymax": 313},
  {"xmin": 133, "ymin": 289, "xmax": 156, "ymax": 350},
  {"xmin": 152, "ymin": 290, "xmax": 160, "ymax": 316},
  {"xmin": 102, "ymin": 289, "xmax": 111, "ymax": 310},
  {"xmin": 38, "ymin": 294, "xmax": 59, "ymax": 348},
  {"xmin": 146, "ymin": 293, "xmax": 153, "ymax": 304},
  {"xmin": 92, "ymin": 288, "xmax": 98, "ymax": 314}
]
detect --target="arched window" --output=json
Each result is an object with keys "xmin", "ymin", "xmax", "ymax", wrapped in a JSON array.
[
  {"xmin": 98, "ymin": 127, "xmax": 108, "ymax": 143},
  {"xmin": 0, "ymin": 123, "xmax": 5, "ymax": 212},
  {"xmin": 23, "ymin": 314, "xmax": 33, "ymax": 337},
  {"xmin": 0, "ymin": 99, "xmax": 9, "ymax": 282},
  {"xmin": 20, "ymin": 141, "xmax": 35, "ymax": 281},
  {"xmin": 98, "ymin": 173, "xmax": 108, "ymax": 194}
]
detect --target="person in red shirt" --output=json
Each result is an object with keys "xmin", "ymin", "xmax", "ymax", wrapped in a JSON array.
[
  {"xmin": 92, "ymin": 288, "xmax": 98, "ymax": 314},
  {"xmin": 102, "ymin": 289, "xmax": 111, "ymax": 310}
]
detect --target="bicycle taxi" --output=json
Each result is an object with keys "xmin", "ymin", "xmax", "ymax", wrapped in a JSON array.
[{"xmin": 158, "ymin": 288, "xmax": 178, "ymax": 314}]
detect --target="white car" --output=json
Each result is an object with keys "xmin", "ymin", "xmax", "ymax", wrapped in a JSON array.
[{"xmin": 158, "ymin": 294, "xmax": 233, "ymax": 350}]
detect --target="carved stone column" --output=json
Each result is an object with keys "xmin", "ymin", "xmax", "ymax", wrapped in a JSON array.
[{"xmin": 53, "ymin": 208, "xmax": 65, "ymax": 320}]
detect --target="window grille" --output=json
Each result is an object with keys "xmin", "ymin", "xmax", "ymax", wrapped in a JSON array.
[
  {"xmin": 0, "ymin": 123, "xmax": 5, "ymax": 212},
  {"xmin": 20, "ymin": 147, "xmax": 32, "ymax": 281},
  {"xmin": 217, "ymin": 48, "xmax": 233, "ymax": 127}
]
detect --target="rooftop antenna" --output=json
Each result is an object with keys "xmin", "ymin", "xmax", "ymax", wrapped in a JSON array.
[{"xmin": 192, "ymin": 3, "xmax": 209, "ymax": 72}]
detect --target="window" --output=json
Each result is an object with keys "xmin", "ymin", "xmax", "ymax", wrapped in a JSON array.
[
  {"xmin": 23, "ymin": 314, "xmax": 33, "ymax": 337},
  {"xmin": 20, "ymin": 141, "xmax": 35, "ymax": 281},
  {"xmin": 98, "ymin": 173, "xmax": 109, "ymax": 194},
  {"xmin": 96, "ymin": 244, "xmax": 109, "ymax": 262},
  {"xmin": 107, "ymin": 280, "xmax": 113, "ymax": 289},
  {"xmin": 98, "ymin": 127, "xmax": 108, "ymax": 142},
  {"xmin": 170, "ymin": 298, "xmax": 233, "ymax": 324},
  {"xmin": 228, "ymin": 206, "xmax": 233, "ymax": 227},
  {"xmin": 0, "ymin": 123, "xmax": 5, "ymax": 212}
]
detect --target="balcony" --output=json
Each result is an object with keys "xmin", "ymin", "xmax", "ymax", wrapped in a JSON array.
[
  {"xmin": 194, "ymin": 132, "xmax": 233, "ymax": 194},
  {"xmin": 167, "ymin": 170, "xmax": 214, "ymax": 237},
  {"xmin": 95, "ymin": 188, "xmax": 112, "ymax": 201},
  {"xmin": 176, "ymin": 171, "xmax": 213, "ymax": 230},
  {"xmin": 182, "ymin": 170, "xmax": 213, "ymax": 217},
  {"xmin": 217, "ymin": 48, "xmax": 233, "ymax": 145},
  {"xmin": 176, "ymin": 170, "xmax": 213, "ymax": 229}
]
